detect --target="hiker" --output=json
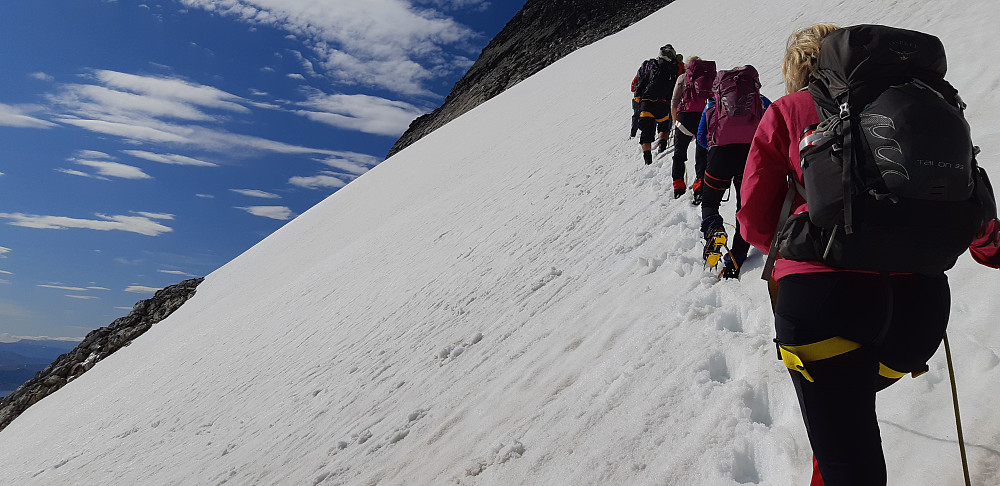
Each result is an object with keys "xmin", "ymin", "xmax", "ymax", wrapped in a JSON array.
[
  {"xmin": 633, "ymin": 55, "xmax": 685, "ymax": 139},
  {"xmin": 695, "ymin": 65, "xmax": 770, "ymax": 279},
  {"xmin": 670, "ymin": 56, "xmax": 716, "ymax": 201},
  {"xmin": 632, "ymin": 45, "xmax": 681, "ymax": 164},
  {"xmin": 739, "ymin": 24, "xmax": 1000, "ymax": 485}
]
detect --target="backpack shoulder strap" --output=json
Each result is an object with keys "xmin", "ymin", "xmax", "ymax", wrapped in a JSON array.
[{"xmin": 761, "ymin": 175, "xmax": 804, "ymax": 280}]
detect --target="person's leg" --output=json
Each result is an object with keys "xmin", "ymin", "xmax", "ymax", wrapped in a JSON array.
[
  {"xmin": 775, "ymin": 273, "xmax": 891, "ymax": 485},
  {"xmin": 637, "ymin": 109, "xmax": 656, "ymax": 165},
  {"xmin": 728, "ymin": 143, "xmax": 752, "ymax": 267}
]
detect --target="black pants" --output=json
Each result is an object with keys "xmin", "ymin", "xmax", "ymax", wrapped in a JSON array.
[
  {"xmin": 671, "ymin": 111, "xmax": 708, "ymax": 182},
  {"xmin": 701, "ymin": 143, "xmax": 750, "ymax": 263},
  {"xmin": 775, "ymin": 272, "xmax": 951, "ymax": 485},
  {"xmin": 637, "ymin": 100, "xmax": 670, "ymax": 144}
]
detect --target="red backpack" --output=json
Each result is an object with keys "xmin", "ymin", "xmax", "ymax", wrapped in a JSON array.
[
  {"xmin": 678, "ymin": 59, "xmax": 716, "ymax": 113},
  {"xmin": 707, "ymin": 65, "xmax": 764, "ymax": 146}
]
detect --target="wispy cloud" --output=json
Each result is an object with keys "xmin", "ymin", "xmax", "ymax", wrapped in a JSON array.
[
  {"xmin": 158, "ymin": 269, "xmax": 198, "ymax": 277},
  {"xmin": 288, "ymin": 171, "xmax": 349, "ymax": 190},
  {"xmin": 123, "ymin": 150, "xmax": 218, "ymax": 167},
  {"xmin": 70, "ymin": 158, "xmax": 152, "ymax": 180},
  {"xmin": 29, "ymin": 72, "xmax": 55, "ymax": 82},
  {"xmin": 0, "ymin": 270, "xmax": 12, "ymax": 275},
  {"xmin": 46, "ymin": 70, "xmax": 338, "ymax": 156},
  {"xmin": 295, "ymin": 91, "xmax": 426, "ymax": 136},
  {"xmin": 0, "ymin": 212, "xmax": 173, "ymax": 236},
  {"xmin": 66, "ymin": 295, "xmax": 100, "ymax": 300},
  {"xmin": 0, "ymin": 332, "xmax": 85, "ymax": 343},
  {"xmin": 176, "ymin": 0, "xmax": 480, "ymax": 96},
  {"xmin": 0, "ymin": 246, "xmax": 10, "ymax": 258},
  {"xmin": 315, "ymin": 151, "xmax": 380, "ymax": 175},
  {"xmin": 38, "ymin": 284, "xmax": 90, "ymax": 291},
  {"xmin": 125, "ymin": 285, "xmax": 161, "ymax": 293},
  {"xmin": 231, "ymin": 189, "xmax": 281, "ymax": 199},
  {"xmin": 0, "ymin": 103, "xmax": 57, "ymax": 128},
  {"xmin": 236, "ymin": 205, "xmax": 294, "ymax": 220}
]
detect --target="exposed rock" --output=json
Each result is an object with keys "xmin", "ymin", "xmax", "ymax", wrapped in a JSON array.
[
  {"xmin": 386, "ymin": 0, "xmax": 675, "ymax": 159},
  {"xmin": 0, "ymin": 278, "xmax": 203, "ymax": 432}
]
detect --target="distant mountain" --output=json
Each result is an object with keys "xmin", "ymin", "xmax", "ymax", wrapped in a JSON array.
[
  {"xmin": 0, "ymin": 278, "xmax": 202, "ymax": 426},
  {"xmin": 386, "ymin": 0, "xmax": 675, "ymax": 158},
  {"xmin": 0, "ymin": 340, "xmax": 80, "ymax": 397}
]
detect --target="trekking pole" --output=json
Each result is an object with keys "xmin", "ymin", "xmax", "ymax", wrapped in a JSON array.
[{"xmin": 943, "ymin": 332, "xmax": 972, "ymax": 486}]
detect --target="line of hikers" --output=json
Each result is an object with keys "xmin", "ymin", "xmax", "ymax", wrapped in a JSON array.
[
  {"xmin": 631, "ymin": 25, "xmax": 1000, "ymax": 486},
  {"xmin": 631, "ymin": 44, "xmax": 768, "ymax": 279}
]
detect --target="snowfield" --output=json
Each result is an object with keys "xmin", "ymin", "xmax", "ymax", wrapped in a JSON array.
[{"xmin": 2, "ymin": 0, "xmax": 1000, "ymax": 484}]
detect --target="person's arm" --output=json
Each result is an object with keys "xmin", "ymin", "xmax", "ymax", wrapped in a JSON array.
[
  {"xmin": 970, "ymin": 218, "xmax": 1000, "ymax": 268},
  {"xmin": 696, "ymin": 99, "xmax": 712, "ymax": 148},
  {"xmin": 670, "ymin": 76, "xmax": 685, "ymax": 121},
  {"xmin": 737, "ymin": 102, "xmax": 797, "ymax": 254}
]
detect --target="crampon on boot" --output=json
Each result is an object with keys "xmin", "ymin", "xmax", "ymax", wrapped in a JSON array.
[
  {"xmin": 703, "ymin": 226, "xmax": 727, "ymax": 268},
  {"xmin": 691, "ymin": 178, "xmax": 702, "ymax": 206},
  {"xmin": 719, "ymin": 253, "xmax": 741, "ymax": 280}
]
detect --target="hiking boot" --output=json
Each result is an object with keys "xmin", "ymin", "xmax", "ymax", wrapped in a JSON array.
[
  {"xmin": 673, "ymin": 179, "xmax": 686, "ymax": 199},
  {"xmin": 703, "ymin": 225, "xmax": 727, "ymax": 268},
  {"xmin": 720, "ymin": 254, "xmax": 741, "ymax": 279},
  {"xmin": 658, "ymin": 137, "xmax": 670, "ymax": 153},
  {"xmin": 692, "ymin": 187, "xmax": 702, "ymax": 206},
  {"xmin": 643, "ymin": 150, "xmax": 653, "ymax": 165}
]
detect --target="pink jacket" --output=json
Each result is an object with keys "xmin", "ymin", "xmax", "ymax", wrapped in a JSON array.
[{"xmin": 738, "ymin": 90, "xmax": 1000, "ymax": 280}]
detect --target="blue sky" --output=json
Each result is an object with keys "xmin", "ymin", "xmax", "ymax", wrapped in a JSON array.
[{"xmin": 0, "ymin": 0, "xmax": 524, "ymax": 341}]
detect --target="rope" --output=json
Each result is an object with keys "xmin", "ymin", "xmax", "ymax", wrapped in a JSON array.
[{"xmin": 943, "ymin": 333, "xmax": 972, "ymax": 486}]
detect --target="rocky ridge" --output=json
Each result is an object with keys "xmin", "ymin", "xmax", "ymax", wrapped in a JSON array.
[
  {"xmin": 0, "ymin": 278, "xmax": 203, "ymax": 432},
  {"xmin": 386, "ymin": 0, "xmax": 675, "ymax": 159}
]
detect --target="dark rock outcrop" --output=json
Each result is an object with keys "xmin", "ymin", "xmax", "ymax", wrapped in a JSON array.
[
  {"xmin": 386, "ymin": 0, "xmax": 675, "ymax": 159},
  {"xmin": 0, "ymin": 278, "xmax": 203, "ymax": 432}
]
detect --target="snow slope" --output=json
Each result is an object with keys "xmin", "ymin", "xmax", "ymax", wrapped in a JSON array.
[{"xmin": 3, "ymin": 0, "xmax": 1000, "ymax": 484}]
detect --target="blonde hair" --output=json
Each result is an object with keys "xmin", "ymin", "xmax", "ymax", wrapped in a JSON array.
[
  {"xmin": 782, "ymin": 24, "xmax": 839, "ymax": 94},
  {"xmin": 686, "ymin": 55, "xmax": 702, "ymax": 63}
]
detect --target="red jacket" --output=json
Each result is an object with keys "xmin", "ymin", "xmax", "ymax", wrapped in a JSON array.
[{"xmin": 738, "ymin": 90, "xmax": 1000, "ymax": 280}]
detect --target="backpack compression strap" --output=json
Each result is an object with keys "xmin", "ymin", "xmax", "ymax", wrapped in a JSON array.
[{"xmin": 760, "ymin": 175, "xmax": 803, "ymax": 281}]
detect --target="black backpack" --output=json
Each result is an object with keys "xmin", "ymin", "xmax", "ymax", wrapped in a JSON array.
[
  {"xmin": 636, "ymin": 58, "xmax": 678, "ymax": 100},
  {"xmin": 766, "ymin": 24, "xmax": 997, "ymax": 276}
]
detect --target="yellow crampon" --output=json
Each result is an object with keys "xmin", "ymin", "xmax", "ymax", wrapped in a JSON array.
[{"xmin": 704, "ymin": 232, "xmax": 727, "ymax": 268}]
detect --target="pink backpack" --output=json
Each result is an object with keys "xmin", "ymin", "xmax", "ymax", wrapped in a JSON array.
[
  {"xmin": 678, "ymin": 59, "xmax": 716, "ymax": 113},
  {"xmin": 707, "ymin": 65, "xmax": 764, "ymax": 146}
]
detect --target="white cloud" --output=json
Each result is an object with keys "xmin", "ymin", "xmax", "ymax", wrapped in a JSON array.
[
  {"xmin": 0, "ymin": 246, "xmax": 10, "ymax": 258},
  {"xmin": 0, "ymin": 212, "xmax": 173, "ymax": 236},
  {"xmin": 315, "ymin": 151, "xmax": 380, "ymax": 175},
  {"xmin": 56, "ymin": 168, "xmax": 99, "ymax": 179},
  {"xmin": 175, "ymin": 0, "xmax": 478, "ymax": 95},
  {"xmin": 231, "ymin": 189, "xmax": 281, "ymax": 199},
  {"xmin": 158, "ymin": 269, "xmax": 197, "ymax": 277},
  {"xmin": 0, "ymin": 333, "xmax": 83, "ymax": 343},
  {"xmin": 38, "ymin": 284, "xmax": 90, "ymax": 291},
  {"xmin": 286, "ymin": 73, "xmax": 306, "ymax": 80},
  {"xmin": 196, "ymin": 193, "xmax": 215, "ymax": 198},
  {"xmin": 66, "ymin": 295, "xmax": 100, "ymax": 300},
  {"xmin": 92, "ymin": 70, "xmax": 250, "ymax": 113},
  {"xmin": 288, "ymin": 171, "xmax": 348, "ymax": 190},
  {"xmin": 72, "ymin": 158, "xmax": 152, "ymax": 180},
  {"xmin": 124, "ymin": 285, "xmax": 161, "ymax": 294},
  {"xmin": 0, "ymin": 270, "xmax": 12, "ymax": 275},
  {"xmin": 29, "ymin": 72, "xmax": 55, "ymax": 82},
  {"xmin": 135, "ymin": 212, "xmax": 174, "ymax": 220},
  {"xmin": 46, "ymin": 70, "xmax": 338, "ymax": 156},
  {"xmin": 0, "ymin": 103, "xmax": 57, "ymax": 128},
  {"xmin": 236, "ymin": 205, "xmax": 294, "ymax": 220},
  {"xmin": 123, "ymin": 150, "xmax": 218, "ymax": 167},
  {"xmin": 295, "ymin": 92, "xmax": 426, "ymax": 136}
]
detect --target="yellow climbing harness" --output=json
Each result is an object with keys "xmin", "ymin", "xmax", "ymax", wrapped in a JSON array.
[{"xmin": 776, "ymin": 337, "xmax": 927, "ymax": 382}]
